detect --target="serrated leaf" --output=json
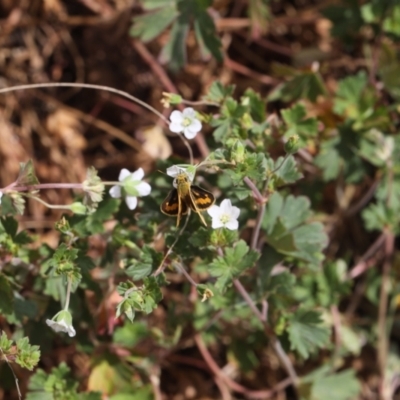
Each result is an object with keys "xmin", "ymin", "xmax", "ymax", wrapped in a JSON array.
[
  {"xmin": 263, "ymin": 193, "xmax": 327, "ymax": 264},
  {"xmin": 311, "ymin": 369, "xmax": 361, "ymax": 400},
  {"xmin": 1, "ymin": 216, "xmax": 18, "ymax": 237},
  {"xmin": 130, "ymin": 4, "xmax": 177, "ymax": 42},
  {"xmin": 126, "ymin": 246, "xmax": 162, "ymax": 280},
  {"xmin": 193, "ymin": 10, "xmax": 223, "ymax": 62},
  {"xmin": 16, "ymin": 160, "xmax": 39, "ymax": 186},
  {"xmin": 268, "ymin": 155, "xmax": 303, "ymax": 187},
  {"xmin": 208, "ymin": 240, "xmax": 260, "ymax": 291},
  {"xmin": 159, "ymin": 17, "xmax": 189, "ymax": 71},
  {"xmin": 203, "ymin": 81, "xmax": 235, "ymax": 103},
  {"xmin": 268, "ymin": 71, "xmax": 327, "ymax": 103},
  {"xmin": 286, "ymin": 309, "xmax": 330, "ymax": 358},
  {"xmin": 333, "ymin": 71, "xmax": 368, "ymax": 118},
  {"xmin": 282, "ymin": 103, "xmax": 318, "ymax": 139},
  {"xmin": 0, "ymin": 274, "xmax": 13, "ymax": 314}
]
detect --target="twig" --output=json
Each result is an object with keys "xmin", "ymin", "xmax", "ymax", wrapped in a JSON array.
[
  {"xmin": 347, "ymin": 232, "xmax": 386, "ymax": 279},
  {"xmin": 154, "ymin": 213, "xmax": 191, "ymax": 276},
  {"xmin": 377, "ymin": 230, "xmax": 394, "ymax": 400},
  {"xmin": 0, "ymin": 83, "xmax": 168, "ymax": 123},
  {"xmin": 0, "ymin": 338, "xmax": 22, "ymax": 400},
  {"xmin": 194, "ymin": 333, "xmax": 292, "ymax": 399}
]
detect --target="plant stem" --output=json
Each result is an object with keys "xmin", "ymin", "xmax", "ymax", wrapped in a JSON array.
[
  {"xmin": 64, "ymin": 277, "xmax": 72, "ymax": 310},
  {"xmin": 377, "ymin": 230, "xmax": 394, "ymax": 400}
]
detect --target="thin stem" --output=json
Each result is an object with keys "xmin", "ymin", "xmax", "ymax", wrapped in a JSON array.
[
  {"xmin": 378, "ymin": 230, "xmax": 394, "ymax": 400},
  {"xmin": 233, "ymin": 279, "xmax": 264, "ymax": 321},
  {"xmin": 0, "ymin": 82, "xmax": 168, "ymax": 124},
  {"xmin": 182, "ymin": 99, "xmax": 220, "ymax": 107},
  {"xmin": 28, "ymin": 195, "xmax": 72, "ymax": 210},
  {"xmin": 243, "ymin": 177, "xmax": 264, "ymax": 204},
  {"xmin": 0, "ymin": 341, "xmax": 22, "ymax": 400},
  {"xmin": 0, "ymin": 82, "xmax": 194, "ymax": 164},
  {"xmin": 64, "ymin": 277, "xmax": 72, "ymax": 310},
  {"xmin": 173, "ymin": 262, "xmax": 199, "ymax": 287},
  {"xmin": 250, "ymin": 203, "xmax": 265, "ymax": 250},
  {"xmin": 3, "ymin": 183, "xmax": 84, "ymax": 192},
  {"xmin": 154, "ymin": 213, "xmax": 191, "ymax": 276}
]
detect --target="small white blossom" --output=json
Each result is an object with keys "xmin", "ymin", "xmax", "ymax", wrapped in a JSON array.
[
  {"xmin": 109, "ymin": 168, "xmax": 151, "ymax": 210},
  {"xmin": 0, "ymin": 192, "xmax": 2, "ymax": 204},
  {"xmin": 166, "ymin": 165, "xmax": 196, "ymax": 188},
  {"xmin": 46, "ymin": 310, "xmax": 76, "ymax": 337},
  {"xmin": 207, "ymin": 199, "xmax": 240, "ymax": 230},
  {"xmin": 169, "ymin": 107, "xmax": 202, "ymax": 139}
]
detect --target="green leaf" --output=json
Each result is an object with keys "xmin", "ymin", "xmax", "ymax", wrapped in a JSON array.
[
  {"xmin": 263, "ymin": 193, "xmax": 327, "ymax": 263},
  {"xmin": 16, "ymin": 159, "xmax": 39, "ymax": 186},
  {"xmin": 208, "ymin": 240, "xmax": 260, "ymax": 292},
  {"xmin": 267, "ymin": 155, "xmax": 303, "ymax": 187},
  {"xmin": 281, "ymin": 103, "xmax": 318, "ymax": 140},
  {"xmin": 307, "ymin": 369, "xmax": 361, "ymax": 400},
  {"xmin": 193, "ymin": 10, "xmax": 223, "ymax": 62},
  {"xmin": 203, "ymin": 81, "xmax": 235, "ymax": 103},
  {"xmin": 113, "ymin": 322, "xmax": 149, "ymax": 347},
  {"xmin": 130, "ymin": 4, "xmax": 177, "ymax": 42},
  {"xmin": 159, "ymin": 15, "xmax": 189, "ymax": 71},
  {"xmin": 268, "ymin": 71, "xmax": 327, "ymax": 103},
  {"xmin": 1, "ymin": 216, "xmax": 18, "ymax": 237},
  {"xmin": 362, "ymin": 201, "xmax": 397, "ymax": 232},
  {"xmin": 286, "ymin": 309, "xmax": 330, "ymax": 358},
  {"xmin": 241, "ymin": 89, "xmax": 266, "ymax": 122},
  {"xmin": 0, "ymin": 274, "xmax": 13, "ymax": 314},
  {"xmin": 333, "ymin": 71, "xmax": 369, "ymax": 119},
  {"xmin": 126, "ymin": 246, "xmax": 162, "ymax": 280}
]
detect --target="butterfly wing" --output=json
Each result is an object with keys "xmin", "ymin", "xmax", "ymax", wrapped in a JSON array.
[
  {"xmin": 188, "ymin": 185, "xmax": 215, "ymax": 211},
  {"xmin": 160, "ymin": 188, "xmax": 189, "ymax": 216}
]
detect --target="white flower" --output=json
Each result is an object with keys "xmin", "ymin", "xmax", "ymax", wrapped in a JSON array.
[
  {"xmin": 169, "ymin": 107, "xmax": 202, "ymax": 139},
  {"xmin": 166, "ymin": 165, "xmax": 196, "ymax": 188},
  {"xmin": 109, "ymin": 168, "xmax": 151, "ymax": 210},
  {"xmin": 207, "ymin": 199, "xmax": 240, "ymax": 230},
  {"xmin": 46, "ymin": 310, "xmax": 76, "ymax": 337},
  {"xmin": 0, "ymin": 192, "xmax": 2, "ymax": 204}
]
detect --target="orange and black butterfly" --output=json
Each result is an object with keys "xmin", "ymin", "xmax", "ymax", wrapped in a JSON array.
[{"xmin": 160, "ymin": 172, "xmax": 215, "ymax": 226}]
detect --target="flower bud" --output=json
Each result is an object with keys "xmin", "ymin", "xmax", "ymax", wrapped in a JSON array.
[
  {"xmin": 69, "ymin": 202, "xmax": 87, "ymax": 215},
  {"xmin": 284, "ymin": 135, "xmax": 301, "ymax": 154}
]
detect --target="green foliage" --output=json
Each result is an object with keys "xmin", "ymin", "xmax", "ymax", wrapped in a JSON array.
[
  {"xmin": 281, "ymin": 103, "xmax": 318, "ymax": 142},
  {"xmin": 130, "ymin": 0, "xmax": 222, "ymax": 71},
  {"xmin": 26, "ymin": 363, "xmax": 101, "ymax": 400},
  {"xmin": 286, "ymin": 309, "xmax": 330, "ymax": 358},
  {"xmin": 116, "ymin": 277, "xmax": 163, "ymax": 322},
  {"xmin": 300, "ymin": 367, "xmax": 361, "ymax": 400},
  {"xmin": 208, "ymin": 240, "xmax": 260, "ymax": 292},
  {"xmin": 0, "ymin": 332, "xmax": 40, "ymax": 371},
  {"xmin": 262, "ymin": 192, "xmax": 327, "ymax": 264}
]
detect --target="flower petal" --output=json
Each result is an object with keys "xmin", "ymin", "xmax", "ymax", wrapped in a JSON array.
[
  {"xmin": 67, "ymin": 325, "xmax": 76, "ymax": 337},
  {"xmin": 119, "ymin": 168, "xmax": 131, "ymax": 181},
  {"xmin": 211, "ymin": 218, "xmax": 225, "ymax": 229},
  {"xmin": 183, "ymin": 127, "xmax": 198, "ymax": 140},
  {"xmin": 0, "ymin": 192, "xmax": 3, "ymax": 204},
  {"xmin": 207, "ymin": 205, "xmax": 221, "ymax": 218},
  {"xmin": 220, "ymin": 199, "xmax": 233, "ymax": 214},
  {"xmin": 136, "ymin": 181, "xmax": 151, "ymax": 196},
  {"xmin": 225, "ymin": 219, "xmax": 239, "ymax": 230},
  {"xmin": 182, "ymin": 107, "xmax": 195, "ymax": 118},
  {"xmin": 230, "ymin": 206, "xmax": 241, "ymax": 220},
  {"xmin": 169, "ymin": 121, "xmax": 184, "ymax": 133},
  {"xmin": 189, "ymin": 119, "xmax": 202, "ymax": 133},
  {"xmin": 109, "ymin": 185, "xmax": 121, "ymax": 198},
  {"xmin": 166, "ymin": 165, "xmax": 183, "ymax": 178},
  {"xmin": 130, "ymin": 167, "xmax": 144, "ymax": 181},
  {"xmin": 125, "ymin": 196, "xmax": 138, "ymax": 210},
  {"xmin": 170, "ymin": 110, "xmax": 184, "ymax": 123}
]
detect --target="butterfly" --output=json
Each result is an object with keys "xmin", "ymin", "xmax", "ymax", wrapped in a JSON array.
[{"xmin": 160, "ymin": 172, "xmax": 215, "ymax": 226}]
